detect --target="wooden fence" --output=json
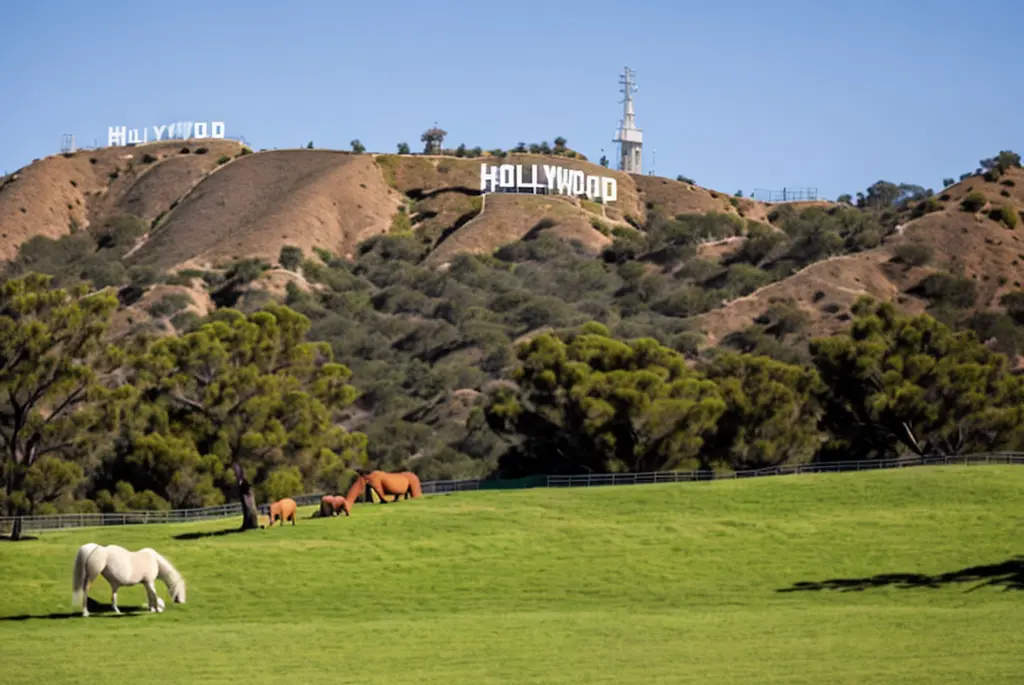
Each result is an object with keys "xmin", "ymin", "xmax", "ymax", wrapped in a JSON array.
[{"xmin": 2, "ymin": 452, "xmax": 1022, "ymax": 535}]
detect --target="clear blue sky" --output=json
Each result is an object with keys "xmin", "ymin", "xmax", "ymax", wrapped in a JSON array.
[{"xmin": 1, "ymin": 0, "xmax": 1020, "ymax": 202}]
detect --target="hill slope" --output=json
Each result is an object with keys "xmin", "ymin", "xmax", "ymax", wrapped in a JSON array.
[
  {"xmin": 127, "ymin": 150, "xmax": 402, "ymax": 272},
  {"xmin": 1, "ymin": 466, "xmax": 1021, "ymax": 685},
  {"xmin": 691, "ymin": 168, "xmax": 1024, "ymax": 345}
]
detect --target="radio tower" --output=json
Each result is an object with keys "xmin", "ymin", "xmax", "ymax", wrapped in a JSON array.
[{"xmin": 613, "ymin": 66, "xmax": 643, "ymax": 174}]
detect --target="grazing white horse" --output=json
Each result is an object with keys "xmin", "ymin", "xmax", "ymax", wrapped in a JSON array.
[{"xmin": 71, "ymin": 543, "xmax": 186, "ymax": 617}]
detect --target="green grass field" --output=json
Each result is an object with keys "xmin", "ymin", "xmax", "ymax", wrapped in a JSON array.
[{"xmin": 1, "ymin": 466, "xmax": 1022, "ymax": 684}]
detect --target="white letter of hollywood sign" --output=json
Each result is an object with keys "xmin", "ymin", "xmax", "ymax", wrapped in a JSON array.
[
  {"xmin": 480, "ymin": 163, "xmax": 617, "ymax": 203},
  {"xmin": 107, "ymin": 121, "xmax": 227, "ymax": 146}
]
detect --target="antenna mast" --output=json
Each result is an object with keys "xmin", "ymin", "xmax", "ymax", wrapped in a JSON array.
[{"xmin": 612, "ymin": 66, "xmax": 643, "ymax": 174}]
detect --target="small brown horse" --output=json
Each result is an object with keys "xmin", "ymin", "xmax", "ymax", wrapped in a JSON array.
[
  {"xmin": 266, "ymin": 497, "xmax": 297, "ymax": 527},
  {"xmin": 319, "ymin": 494, "xmax": 351, "ymax": 517},
  {"xmin": 360, "ymin": 470, "xmax": 422, "ymax": 503}
]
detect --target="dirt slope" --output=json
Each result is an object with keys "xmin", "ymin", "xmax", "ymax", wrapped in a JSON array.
[
  {"xmin": 691, "ymin": 168, "xmax": 1024, "ymax": 345},
  {"xmin": 0, "ymin": 140, "xmax": 243, "ymax": 261},
  {"xmin": 426, "ymin": 194, "xmax": 610, "ymax": 265},
  {"xmin": 127, "ymin": 150, "xmax": 401, "ymax": 272}
]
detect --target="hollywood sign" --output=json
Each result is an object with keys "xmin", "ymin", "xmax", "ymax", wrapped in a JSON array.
[
  {"xmin": 107, "ymin": 120, "xmax": 227, "ymax": 147},
  {"xmin": 480, "ymin": 163, "xmax": 617, "ymax": 203}
]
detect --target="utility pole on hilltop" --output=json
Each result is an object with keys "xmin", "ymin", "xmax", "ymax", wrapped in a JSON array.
[{"xmin": 613, "ymin": 66, "xmax": 643, "ymax": 174}]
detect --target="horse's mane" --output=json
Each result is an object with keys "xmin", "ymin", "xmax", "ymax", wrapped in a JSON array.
[{"xmin": 147, "ymin": 549, "xmax": 185, "ymax": 597}]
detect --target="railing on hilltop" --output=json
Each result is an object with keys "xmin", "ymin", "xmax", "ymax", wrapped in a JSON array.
[
  {"xmin": 2, "ymin": 453, "xmax": 1021, "ymax": 535},
  {"xmin": 751, "ymin": 187, "xmax": 819, "ymax": 202}
]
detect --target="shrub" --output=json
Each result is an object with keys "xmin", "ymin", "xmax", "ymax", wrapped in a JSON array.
[
  {"xmin": 397, "ymin": 142, "xmax": 410, "ymax": 154},
  {"xmin": 216, "ymin": 155, "xmax": 230, "ymax": 165},
  {"xmin": 147, "ymin": 293, "xmax": 194, "ymax": 318},
  {"xmin": 891, "ymin": 243, "xmax": 933, "ymax": 267},
  {"xmin": 909, "ymin": 272, "xmax": 977, "ymax": 309},
  {"xmin": 960, "ymin": 192, "xmax": 987, "ymax": 212},
  {"xmin": 194, "ymin": 147, "xmax": 209, "ymax": 155},
  {"xmin": 989, "ymin": 205, "xmax": 1018, "ymax": 229},
  {"xmin": 279, "ymin": 245, "xmax": 304, "ymax": 271}
]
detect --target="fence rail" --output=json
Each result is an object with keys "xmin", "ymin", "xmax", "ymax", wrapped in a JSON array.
[
  {"xmin": 751, "ymin": 187, "xmax": 819, "ymax": 202},
  {"xmin": 3, "ymin": 453, "xmax": 1022, "ymax": 535}
]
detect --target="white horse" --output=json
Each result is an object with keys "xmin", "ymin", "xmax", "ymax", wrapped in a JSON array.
[{"xmin": 71, "ymin": 543, "xmax": 187, "ymax": 617}]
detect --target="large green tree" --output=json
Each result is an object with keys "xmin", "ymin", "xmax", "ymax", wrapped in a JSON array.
[
  {"xmin": 810, "ymin": 297, "xmax": 1024, "ymax": 460},
  {"xmin": 486, "ymin": 323, "xmax": 725, "ymax": 475},
  {"xmin": 128, "ymin": 303, "xmax": 368, "ymax": 529},
  {"xmin": 701, "ymin": 352, "xmax": 825, "ymax": 470},
  {"xmin": 0, "ymin": 274, "xmax": 128, "ymax": 518}
]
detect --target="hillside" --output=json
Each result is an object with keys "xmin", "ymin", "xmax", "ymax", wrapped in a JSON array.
[
  {"xmin": 2, "ymin": 466, "xmax": 1021, "ymax": 685},
  {"xmin": 691, "ymin": 167, "xmax": 1024, "ymax": 346},
  {"xmin": 2, "ymin": 142, "xmax": 1024, "ymax": 489}
]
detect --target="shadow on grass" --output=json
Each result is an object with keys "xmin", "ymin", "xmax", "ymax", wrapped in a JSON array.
[
  {"xmin": 0, "ymin": 534, "xmax": 38, "ymax": 542},
  {"xmin": 0, "ymin": 598, "xmax": 144, "ymax": 621},
  {"xmin": 174, "ymin": 527, "xmax": 250, "ymax": 540},
  {"xmin": 778, "ymin": 556, "xmax": 1024, "ymax": 593}
]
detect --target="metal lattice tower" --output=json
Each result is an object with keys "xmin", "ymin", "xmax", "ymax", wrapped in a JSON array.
[
  {"xmin": 613, "ymin": 67, "xmax": 643, "ymax": 174},
  {"xmin": 60, "ymin": 133, "xmax": 76, "ymax": 154}
]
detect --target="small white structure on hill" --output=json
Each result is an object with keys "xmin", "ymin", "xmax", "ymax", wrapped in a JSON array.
[{"xmin": 613, "ymin": 66, "xmax": 643, "ymax": 174}]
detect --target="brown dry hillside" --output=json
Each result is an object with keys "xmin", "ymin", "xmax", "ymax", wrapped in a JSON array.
[
  {"xmin": 0, "ymin": 139, "xmax": 243, "ymax": 261},
  {"xmin": 632, "ymin": 173, "xmax": 836, "ymax": 227},
  {"xmin": 691, "ymin": 168, "xmax": 1024, "ymax": 345},
  {"xmin": 377, "ymin": 153, "xmax": 643, "ymax": 250},
  {"xmin": 127, "ymin": 150, "xmax": 402, "ymax": 272},
  {"xmin": 426, "ymin": 194, "xmax": 611, "ymax": 265}
]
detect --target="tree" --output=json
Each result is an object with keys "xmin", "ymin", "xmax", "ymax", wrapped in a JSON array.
[
  {"xmin": 350, "ymin": 139, "xmax": 365, "ymax": 154},
  {"xmin": 306, "ymin": 141, "xmax": 314, "ymax": 149},
  {"xmin": 513, "ymin": 142, "xmax": 527, "ymax": 153},
  {"xmin": 942, "ymin": 178, "xmax": 955, "ymax": 188},
  {"xmin": 837, "ymin": 194, "xmax": 853, "ymax": 204},
  {"xmin": 553, "ymin": 136, "xmax": 567, "ymax": 153},
  {"xmin": 485, "ymin": 323, "xmax": 725, "ymax": 476},
  {"xmin": 810, "ymin": 297, "xmax": 1024, "ymax": 460},
  {"xmin": 397, "ymin": 142, "xmax": 410, "ymax": 154},
  {"xmin": 421, "ymin": 126, "xmax": 447, "ymax": 155},
  {"xmin": 700, "ymin": 353, "xmax": 824, "ymax": 469},
  {"xmin": 979, "ymin": 151, "xmax": 1020, "ymax": 177},
  {"xmin": 0, "ymin": 274, "xmax": 129, "ymax": 519},
  {"xmin": 735, "ymin": 190, "xmax": 744, "ymax": 198},
  {"xmin": 129, "ymin": 303, "xmax": 368, "ymax": 530},
  {"xmin": 599, "ymin": 155, "xmax": 609, "ymax": 168}
]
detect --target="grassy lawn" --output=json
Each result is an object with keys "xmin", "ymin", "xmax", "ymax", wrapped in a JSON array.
[{"xmin": 1, "ymin": 465, "xmax": 1022, "ymax": 684}]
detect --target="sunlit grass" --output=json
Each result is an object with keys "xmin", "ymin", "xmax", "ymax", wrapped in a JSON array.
[{"xmin": 1, "ymin": 466, "xmax": 1022, "ymax": 684}]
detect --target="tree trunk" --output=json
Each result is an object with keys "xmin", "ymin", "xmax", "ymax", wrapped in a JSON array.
[
  {"xmin": 10, "ymin": 517, "xmax": 23, "ymax": 541},
  {"xmin": 233, "ymin": 462, "xmax": 261, "ymax": 531}
]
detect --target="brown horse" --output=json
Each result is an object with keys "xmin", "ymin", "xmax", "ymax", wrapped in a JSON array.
[
  {"xmin": 319, "ymin": 494, "xmax": 351, "ymax": 517},
  {"xmin": 266, "ymin": 497, "xmax": 297, "ymax": 527},
  {"xmin": 360, "ymin": 470, "xmax": 422, "ymax": 503}
]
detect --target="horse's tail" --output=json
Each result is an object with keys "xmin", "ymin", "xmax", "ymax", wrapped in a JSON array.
[
  {"xmin": 71, "ymin": 544, "xmax": 95, "ymax": 608},
  {"xmin": 407, "ymin": 472, "xmax": 422, "ymax": 498}
]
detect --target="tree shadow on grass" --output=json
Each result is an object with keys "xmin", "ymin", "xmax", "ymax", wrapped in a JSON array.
[
  {"xmin": 0, "ymin": 534, "xmax": 38, "ymax": 542},
  {"xmin": 174, "ymin": 527, "xmax": 250, "ymax": 541},
  {"xmin": 0, "ymin": 597, "xmax": 144, "ymax": 621},
  {"xmin": 778, "ymin": 556, "xmax": 1024, "ymax": 594}
]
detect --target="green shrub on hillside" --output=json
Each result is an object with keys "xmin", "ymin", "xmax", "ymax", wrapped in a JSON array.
[
  {"xmin": 989, "ymin": 205, "xmax": 1018, "ymax": 229},
  {"xmin": 891, "ymin": 243, "xmax": 934, "ymax": 266},
  {"xmin": 960, "ymin": 192, "xmax": 987, "ymax": 212}
]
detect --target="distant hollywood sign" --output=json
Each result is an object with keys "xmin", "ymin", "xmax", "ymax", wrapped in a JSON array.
[
  {"xmin": 107, "ymin": 120, "xmax": 226, "ymax": 147},
  {"xmin": 480, "ymin": 163, "xmax": 617, "ymax": 203}
]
